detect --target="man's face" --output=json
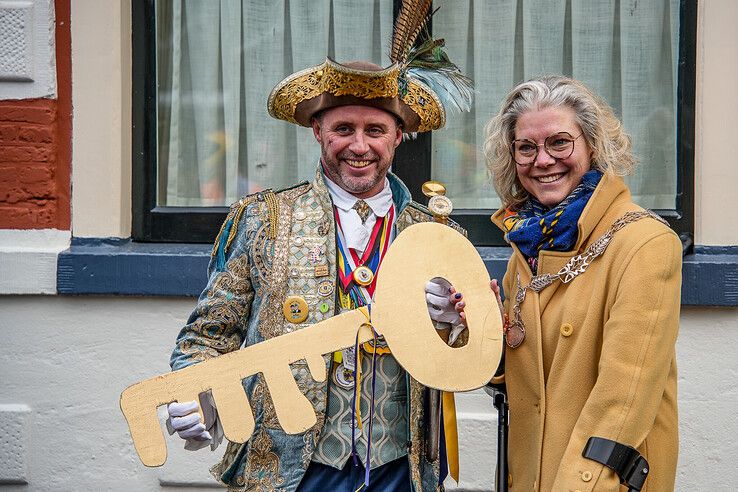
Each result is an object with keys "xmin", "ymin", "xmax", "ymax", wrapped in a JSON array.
[{"xmin": 312, "ymin": 105, "xmax": 403, "ymax": 198}]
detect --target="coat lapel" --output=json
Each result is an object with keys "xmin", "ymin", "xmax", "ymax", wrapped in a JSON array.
[{"xmin": 529, "ymin": 174, "xmax": 631, "ymax": 313}]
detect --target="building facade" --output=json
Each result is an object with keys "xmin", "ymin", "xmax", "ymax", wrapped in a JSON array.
[{"xmin": 0, "ymin": 1, "xmax": 736, "ymax": 490}]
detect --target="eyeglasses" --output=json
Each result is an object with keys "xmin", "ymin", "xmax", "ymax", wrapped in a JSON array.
[{"xmin": 511, "ymin": 132, "xmax": 583, "ymax": 166}]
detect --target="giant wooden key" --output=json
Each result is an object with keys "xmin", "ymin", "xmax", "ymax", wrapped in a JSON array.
[{"xmin": 120, "ymin": 222, "xmax": 503, "ymax": 467}]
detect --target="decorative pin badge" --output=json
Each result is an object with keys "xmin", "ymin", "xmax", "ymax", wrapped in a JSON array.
[
  {"xmin": 332, "ymin": 347, "xmax": 356, "ymax": 389},
  {"xmin": 317, "ymin": 279, "xmax": 334, "ymax": 297},
  {"xmin": 314, "ymin": 264, "xmax": 329, "ymax": 277},
  {"xmin": 308, "ymin": 245, "xmax": 326, "ymax": 265},
  {"xmin": 282, "ymin": 296, "xmax": 309, "ymax": 324},
  {"xmin": 318, "ymin": 219, "xmax": 331, "ymax": 236}
]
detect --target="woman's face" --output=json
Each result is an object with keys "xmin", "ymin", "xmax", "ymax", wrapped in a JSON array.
[{"xmin": 513, "ymin": 106, "xmax": 593, "ymax": 208}]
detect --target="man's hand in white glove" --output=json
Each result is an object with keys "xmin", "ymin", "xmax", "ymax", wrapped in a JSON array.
[
  {"xmin": 425, "ymin": 277, "xmax": 467, "ymax": 345},
  {"xmin": 166, "ymin": 393, "xmax": 223, "ymax": 451}
]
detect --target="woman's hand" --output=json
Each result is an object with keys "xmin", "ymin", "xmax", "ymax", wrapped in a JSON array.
[
  {"xmin": 425, "ymin": 277, "xmax": 466, "ymax": 344},
  {"xmin": 490, "ymin": 279, "xmax": 504, "ymax": 323}
]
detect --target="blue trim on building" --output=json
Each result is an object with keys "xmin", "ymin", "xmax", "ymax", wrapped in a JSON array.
[
  {"xmin": 57, "ymin": 238, "xmax": 210, "ymax": 296},
  {"xmin": 681, "ymin": 246, "xmax": 738, "ymax": 306},
  {"xmin": 57, "ymin": 240, "xmax": 738, "ymax": 305}
]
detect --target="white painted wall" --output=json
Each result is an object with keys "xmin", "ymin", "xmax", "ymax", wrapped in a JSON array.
[
  {"xmin": 695, "ymin": 0, "xmax": 738, "ymax": 246},
  {"xmin": 0, "ymin": 298, "xmax": 734, "ymax": 491},
  {"xmin": 70, "ymin": 0, "xmax": 131, "ymax": 238}
]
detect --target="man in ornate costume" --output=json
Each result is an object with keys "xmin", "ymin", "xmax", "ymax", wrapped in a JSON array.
[{"xmin": 166, "ymin": 4, "xmax": 473, "ymax": 491}]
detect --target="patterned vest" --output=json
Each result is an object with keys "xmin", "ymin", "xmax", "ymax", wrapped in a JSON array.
[{"xmin": 311, "ymin": 303, "xmax": 409, "ymax": 470}]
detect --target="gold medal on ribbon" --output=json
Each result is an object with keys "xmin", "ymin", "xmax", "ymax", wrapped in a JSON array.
[{"xmin": 352, "ymin": 265, "xmax": 374, "ymax": 286}]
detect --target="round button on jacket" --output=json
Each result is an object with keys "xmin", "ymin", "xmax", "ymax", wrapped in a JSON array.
[
  {"xmin": 560, "ymin": 323, "xmax": 574, "ymax": 337},
  {"xmin": 282, "ymin": 296, "xmax": 309, "ymax": 324},
  {"xmin": 581, "ymin": 470, "xmax": 593, "ymax": 482}
]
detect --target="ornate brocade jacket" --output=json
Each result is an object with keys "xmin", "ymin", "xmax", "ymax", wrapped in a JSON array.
[{"xmin": 170, "ymin": 166, "xmax": 459, "ymax": 492}]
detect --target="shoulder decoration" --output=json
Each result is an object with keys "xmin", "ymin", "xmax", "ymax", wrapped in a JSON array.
[
  {"xmin": 212, "ymin": 195, "xmax": 258, "ymax": 270},
  {"xmin": 210, "ymin": 183, "xmax": 312, "ymax": 271}
]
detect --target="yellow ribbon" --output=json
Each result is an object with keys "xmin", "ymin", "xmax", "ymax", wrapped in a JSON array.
[
  {"xmin": 443, "ymin": 391, "xmax": 460, "ymax": 482},
  {"xmin": 352, "ymin": 307, "xmax": 373, "ymax": 431}
]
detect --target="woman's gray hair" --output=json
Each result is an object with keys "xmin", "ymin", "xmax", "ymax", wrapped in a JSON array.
[{"xmin": 483, "ymin": 75, "xmax": 636, "ymax": 209}]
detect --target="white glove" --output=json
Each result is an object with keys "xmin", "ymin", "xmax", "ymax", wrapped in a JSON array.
[
  {"xmin": 425, "ymin": 277, "xmax": 466, "ymax": 345},
  {"xmin": 166, "ymin": 392, "xmax": 223, "ymax": 451}
]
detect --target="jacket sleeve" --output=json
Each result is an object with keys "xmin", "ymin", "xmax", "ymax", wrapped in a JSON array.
[
  {"xmin": 169, "ymin": 211, "xmax": 257, "ymax": 372},
  {"xmin": 551, "ymin": 230, "xmax": 681, "ymax": 491}
]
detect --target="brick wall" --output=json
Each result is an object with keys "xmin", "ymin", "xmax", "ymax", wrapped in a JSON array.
[
  {"xmin": 0, "ymin": 0, "xmax": 71, "ymax": 231},
  {"xmin": 0, "ymin": 99, "xmax": 64, "ymax": 229}
]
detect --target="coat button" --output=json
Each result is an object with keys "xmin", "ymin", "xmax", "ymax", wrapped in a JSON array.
[
  {"xmin": 508, "ymin": 473, "xmax": 513, "ymax": 487},
  {"xmin": 560, "ymin": 323, "xmax": 573, "ymax": 337},
  {"xmin": 581, "ymin": 470, "xmax": 592, "ymax": 482},
  {"xmin": 283, "ymin": 295, "xmax": 309, "ymax": 324}
]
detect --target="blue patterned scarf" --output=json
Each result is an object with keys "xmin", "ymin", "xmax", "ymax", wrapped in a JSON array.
[{"xmin": 502, "ymin": 170, "xmax": 603, "ymax": 273}]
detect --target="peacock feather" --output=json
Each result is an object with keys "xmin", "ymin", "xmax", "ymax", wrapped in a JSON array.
[{"xmin": 390, "ymin": 1, "xmax": 473, "ymax": 114}]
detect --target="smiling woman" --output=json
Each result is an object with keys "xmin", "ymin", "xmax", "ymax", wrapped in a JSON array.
[
  {"xmin": 511, "ymin": 106, "xmax": 592, "ymax": 208},
  {"xmin": 484, "ymin": 75, "xmax": 682, "ymax": 491}
]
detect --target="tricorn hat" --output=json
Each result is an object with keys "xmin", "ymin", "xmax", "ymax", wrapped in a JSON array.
[
  {"xmin": 267, "ymin": 1, "xmax": 472, "ymax": 134},
  {"xmin": 268, "ymin": 58, "xmax": 445, "ymax": 133}
]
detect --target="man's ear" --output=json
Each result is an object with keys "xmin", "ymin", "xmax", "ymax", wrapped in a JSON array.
[
  {"xmin": 311, "ymin": 118, "xmax": 322, "ymax": 144},
  {"xmin": 393, "ymin": 125, "xmax": 403, "ymax": 148}
]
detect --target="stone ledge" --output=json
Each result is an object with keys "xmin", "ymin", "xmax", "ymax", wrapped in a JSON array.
[
  {"xmin": 0, "ymin": 229, "xmax": 69, "ymax": 294},
  {"xmin": 57, "ymin": 237, "xmax": 210, "ymax": 296}
]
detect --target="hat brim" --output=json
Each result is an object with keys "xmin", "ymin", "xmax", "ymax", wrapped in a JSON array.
[{"xmin": 267, "ymin": 58, "xmax": 445, "ymax": 133}]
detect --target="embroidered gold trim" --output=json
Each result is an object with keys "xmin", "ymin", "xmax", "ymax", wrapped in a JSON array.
[
  {"xmin": 252, "ymin": 223, "xmax": 270, "ymax": 283},
  {"xmin": 243, "ymin": 428, "xmax": 284, "ymax": 490},
  {"xmin": 408, "ymin": 377, "xmax": 425, "ymax": 488},
  {"xmin": 263, "ymin": 191, "xmax": 279, "ymax": 240},
  {"xmin": 403, "ymin": 80, "xmax": 445, "ymax": 132},
  {"xmin": 212, "ymin": 196, "xmax": 258, "ymax": 258},
  {"xmin": 269, "ymin": 59, "xmax": 401, "ymax": 124},
  {"xmin": 256, "ymin": 185, "xmax": 311, "ymax": 340}
]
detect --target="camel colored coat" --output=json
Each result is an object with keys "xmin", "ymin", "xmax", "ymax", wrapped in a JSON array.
[{"xmin": 491, "ymin": 174, "xmax": 681, "ymax": 491}]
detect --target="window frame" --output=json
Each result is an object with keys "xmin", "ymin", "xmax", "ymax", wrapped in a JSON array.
[{"xmin": 132, "ymin": 0, "xmax": 696, "ymax": 247}]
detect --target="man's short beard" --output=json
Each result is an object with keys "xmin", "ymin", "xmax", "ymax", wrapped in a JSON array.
[{"xmin": 320, "ymin": 150, "xmax": 386, "ymax": 196}]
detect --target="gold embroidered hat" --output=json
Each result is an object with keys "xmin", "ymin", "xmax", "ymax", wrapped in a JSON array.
[
  {"xmin": 267, "ymin": 1, "xmax": 473, "ymax": 134},
  {"xmin": 268, "ymin": 58, "xmax": 444, "ymax": 133}
]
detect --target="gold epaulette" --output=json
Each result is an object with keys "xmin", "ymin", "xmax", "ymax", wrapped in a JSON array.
[
  {"xmin": 211, "ymin": 195, "xmax": 259, "ymax": 259},
  {"xmin": 211, "ymin": 181, "xmax": 311, "ymax": 261}
]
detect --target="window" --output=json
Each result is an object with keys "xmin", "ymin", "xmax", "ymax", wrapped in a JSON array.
[{"xmin": 133, "ymin": 0, "xmax": 696, "ymax": 246}]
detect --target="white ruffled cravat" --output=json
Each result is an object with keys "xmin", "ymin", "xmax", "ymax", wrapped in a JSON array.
[{"xmin": 323, "ymin": 174, "xmax": 393, "ymax": 254}]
